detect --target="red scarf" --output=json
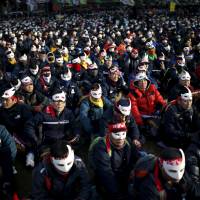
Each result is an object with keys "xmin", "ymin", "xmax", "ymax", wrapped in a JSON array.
[
  {"xmin": 154, "ymin": 160, "xmax": 164, "ymax": 192},
  {"xmin": 39, "ymin": 76, "xmax": 49, "ymax": 92}
]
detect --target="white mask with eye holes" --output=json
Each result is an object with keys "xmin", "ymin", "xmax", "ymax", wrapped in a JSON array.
[
  {"xmin": 52, "ymin": 91, "xmax": 66, "ymax": 102},
  {"xmin": 181, "ymin": 91, "xmax": 193, "ymax": 101},
  {"xmin": 118, "ymin": 103, "xmax": 131, "ymax": 116},
  {"xmin": 111, "ymin": 131, "xmax": 127, "ymax": 140},
  {"xmin": 61, "ymin": 71, "xmax": 72, "ymax": 81},
  {"xmin": 160, "ymin": 149, "xmax": 185, "ymax": 182},
  {"xmin": 51, "ymin": 145, "xmax": 74, "ymax": 173},
  {"xmin": 90, "ymin": 86, "xmax": 102, "ymax": 99},
  {"xmin": 30, "ymin": 65, "xmax": 39, "ymax": 75}
]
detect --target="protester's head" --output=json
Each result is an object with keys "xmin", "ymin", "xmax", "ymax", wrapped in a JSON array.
[
  {"xmin": 178, "ymin": 70, "xmax": 191, "ymax": 87},
  {"xmin": 176, "ymin": 53, "xmax": 185, "ymax": 67},
  {"xmin": 60, "ymin": 67, "xmax": 72, "ymax": 82},
  {"xmin": 21, "ymin": 75, "xmax": 34, "ymax": 93},
  {"xmin": 55, "ymin": 52, "xmax": 64, "ymax": 66},
  {"xmin": 52, "ymin": 89, "xmax": 66, "ymax": 113},
  {"xmin": 131, "ymin": 48, "xmax": 139, "ymax": 59},
  {"xmin": 177, "ymin": 86, "xmax": 192, "ymax": 110},
  {"xmin": 47, "ymin": 52, "xmax": 55, "ymax": 64},
  {"xmin": 108, "ymin": 122, "xmax": 127, "ymax": 149},
  {"xmin": 88, "ymin": 62, "xmax": 98, "ymax": 77},
  {"xmin": 90, "ymin": 83, "xmax": 102, "ymax": 100},
  {"xmin": 115, "ymin": 98, "xmax": 131, "ymax": 119},
  {"xmin": 105, "ymin": 55, "xmax": 112, "ymax": 68},
  {"xmin": 1, "ymin": 86, "xmax": 17, "ymax": 109},
  {"xmin": 19, "ymin": 54, "xmax": 28, "ymax": 66},
  {"xmin": 109, "ymin": 66, "xmax": 120, "ymax": 82},
  {"xmin": 29, "ymin": 62, "xmax": 39, "ymax": 76},
  {"xmin": 134, "ymin": 72, "xmax": 149, "ymax": 91},
  {"xmin": 41, "ymin": 66, "xmax": 51, "ymax": 84},
  {"xmin": 50, "ymin": 140, "xmax": 74, "ymax": 175},
  {"xmin": 159, "ymin": 148, "xmax": 185, "ymax": 183}
]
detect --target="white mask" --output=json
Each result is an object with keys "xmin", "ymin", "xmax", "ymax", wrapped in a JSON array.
[
  {"xmin": 2, "ymin": 87, "xmax": 15, "ymax": 98},
  {"xmin": 179, "ymin": 71, "xmax": 191, "ymax": 81},
  {"xmin": 52, "ymin": 91, "xmax": 66, "ymax": 102},
  {"xmin": 30, "ymin": 65, "xmax": 39, "ymax": 75},
  {"xmin": 7, "ymin": 51, "xmax": 15, "ymax": 59},
  {"xmin": 111, "ymin": 131, "xmax": 127, "ymax": 140},
  {"xmin": 181, "ymin": 91, "xmax": 193, "ymax": 101},
  {"xmin": 177, "ymin": 56, "xmax": 185, "ymax": 67},
  {"xmin": 69, "ymin": 45, "xmax": 75, "ymax": 51},
  {"xmin": 61, "ymin": 71, "xmax": 72, "ymax": 81},
  {"xmin": 161, "ymin": 149, "xmax": 185, "ymax": 181},
  {"xmin": 164, "ymin": 45, "xmax": 171, "ymax": 52},
  {"xmin": 118, "ymin": 103, "xmax": 131, "ymax": 116},
  {"xmin": 43, "ymin": 74, "xmax": 51, "ymax": 83},
  {"xmin": 90, "ymin": 86, "xmax": 102, "ymax": 99},
  {"xmin": 52, "ymin": 145, "xmax": 74, "ymax": 173},
  {"xmin": 11, "ymin": 43, "xmax": 16, "ymax": 52}
]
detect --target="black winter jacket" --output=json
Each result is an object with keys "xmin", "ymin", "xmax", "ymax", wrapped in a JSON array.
[
  {"xmin": 132, "ymin": 155, "xmax": 200, "ymax": 200},
  {"xmin": 32, "ymin": 155, "xmax": 91, "ymax": 200},
  {"xmin": 24, "ymin": 105, "xmax": 79, "ymax": 145},
  {"xmin": 0, "ymin": 103, "xmax": 33, "ymax": 138},
  {"xmin": 88, "ymin": 136, "xmax": 140, "ymax": 199},
  {"xmin": 161, "ymin": 101, "xmax": 200, "ymax": 149}
]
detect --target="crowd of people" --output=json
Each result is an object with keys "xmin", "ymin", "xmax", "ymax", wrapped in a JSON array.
[{"xmin": 0, "ymin": 7, "xmax": 200, "ymax": 200}]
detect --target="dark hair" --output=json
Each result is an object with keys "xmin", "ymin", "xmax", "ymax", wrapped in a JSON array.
[
  {"xmin": 91, "ymin": 83, "xmax": 100, "ymax": 91},
  {"xmin": 177, "ymin": 86, "xmax": 190, "ymax": 97},
  {"xmin": 159, "ymin": 148, "xmax": 182, "ymax": 160},
  {"xmin": 50, "ymin": 140, "xmax": 69, "ymax": 158}
]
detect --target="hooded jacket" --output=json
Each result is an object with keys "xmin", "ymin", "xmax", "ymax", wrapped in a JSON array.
[{"xmin": 128, "ymin": 79, "xmax": 166, "ymax": 125}]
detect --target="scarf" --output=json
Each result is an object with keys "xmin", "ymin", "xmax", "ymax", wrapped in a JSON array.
[{"xmin": 89, "ymin": 96, "xmax": 103, "ymax": 108}]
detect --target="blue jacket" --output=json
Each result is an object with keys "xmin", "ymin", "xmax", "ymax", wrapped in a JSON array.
[
  {"xmin": 0, "ymin": 125, "xmax": 17, "ymax": 160},
  {"xmin": 79, "ymin": 96, "xmax": 113, "ymax": 136}
]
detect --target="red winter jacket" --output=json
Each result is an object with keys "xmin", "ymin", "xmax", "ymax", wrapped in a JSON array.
[{"xmin": 128, "ymin": 81, "xmax": 166, "ymax": 125}]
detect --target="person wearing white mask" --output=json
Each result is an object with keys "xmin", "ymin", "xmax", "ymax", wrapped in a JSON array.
[
  {"xmin": 168, "ymin": 70, "xmax": 193, "ymax": 101},
  {"xmin": 161, "ymin": 86, "xmax": 200, "ymax": 149},
  {"xmin": 53, "ymin": 51, "xmax": 65, "ymax": 78},
  {"xmin": 58, "ymin": 67, "xmax": 81, "ymax": 112},
  {"xmin": 80, "ymin": 83, "xmax": 112, "ymax": 139},
  {"xmin": 28, "ymin": 60, "xmax": 40, "ymax": 84},
  {"xmin": 0, "ymin": 85, "xmax": 34, "ymax": 167},
  {"xmin": 32, "ymin": 140, "xmax": 91, "ymax": 200},
  {"xmin": 89, "ymin": 122, "xmax": 140, "ymax": 200},
  {"xmin": 36, "ymin": 65, "xmax": 58, "ymax": 97},
  {"xmin": 131, "ymin": 148, "xmax": 199, "ymax": 200},
  {"xmin": 161, "ymin": 52, "xmax": 187, "ymax": 93},
  {"xmin": 3, "ymin": 49, "xmax": 17, "ymax": 76},
  {"xmin": 13, "ymin": 53, "xmax": 28, "ymax": 76},
  {"xmin": 24, "ymin": 88, "xmax": 80, "ymax": 156}
]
